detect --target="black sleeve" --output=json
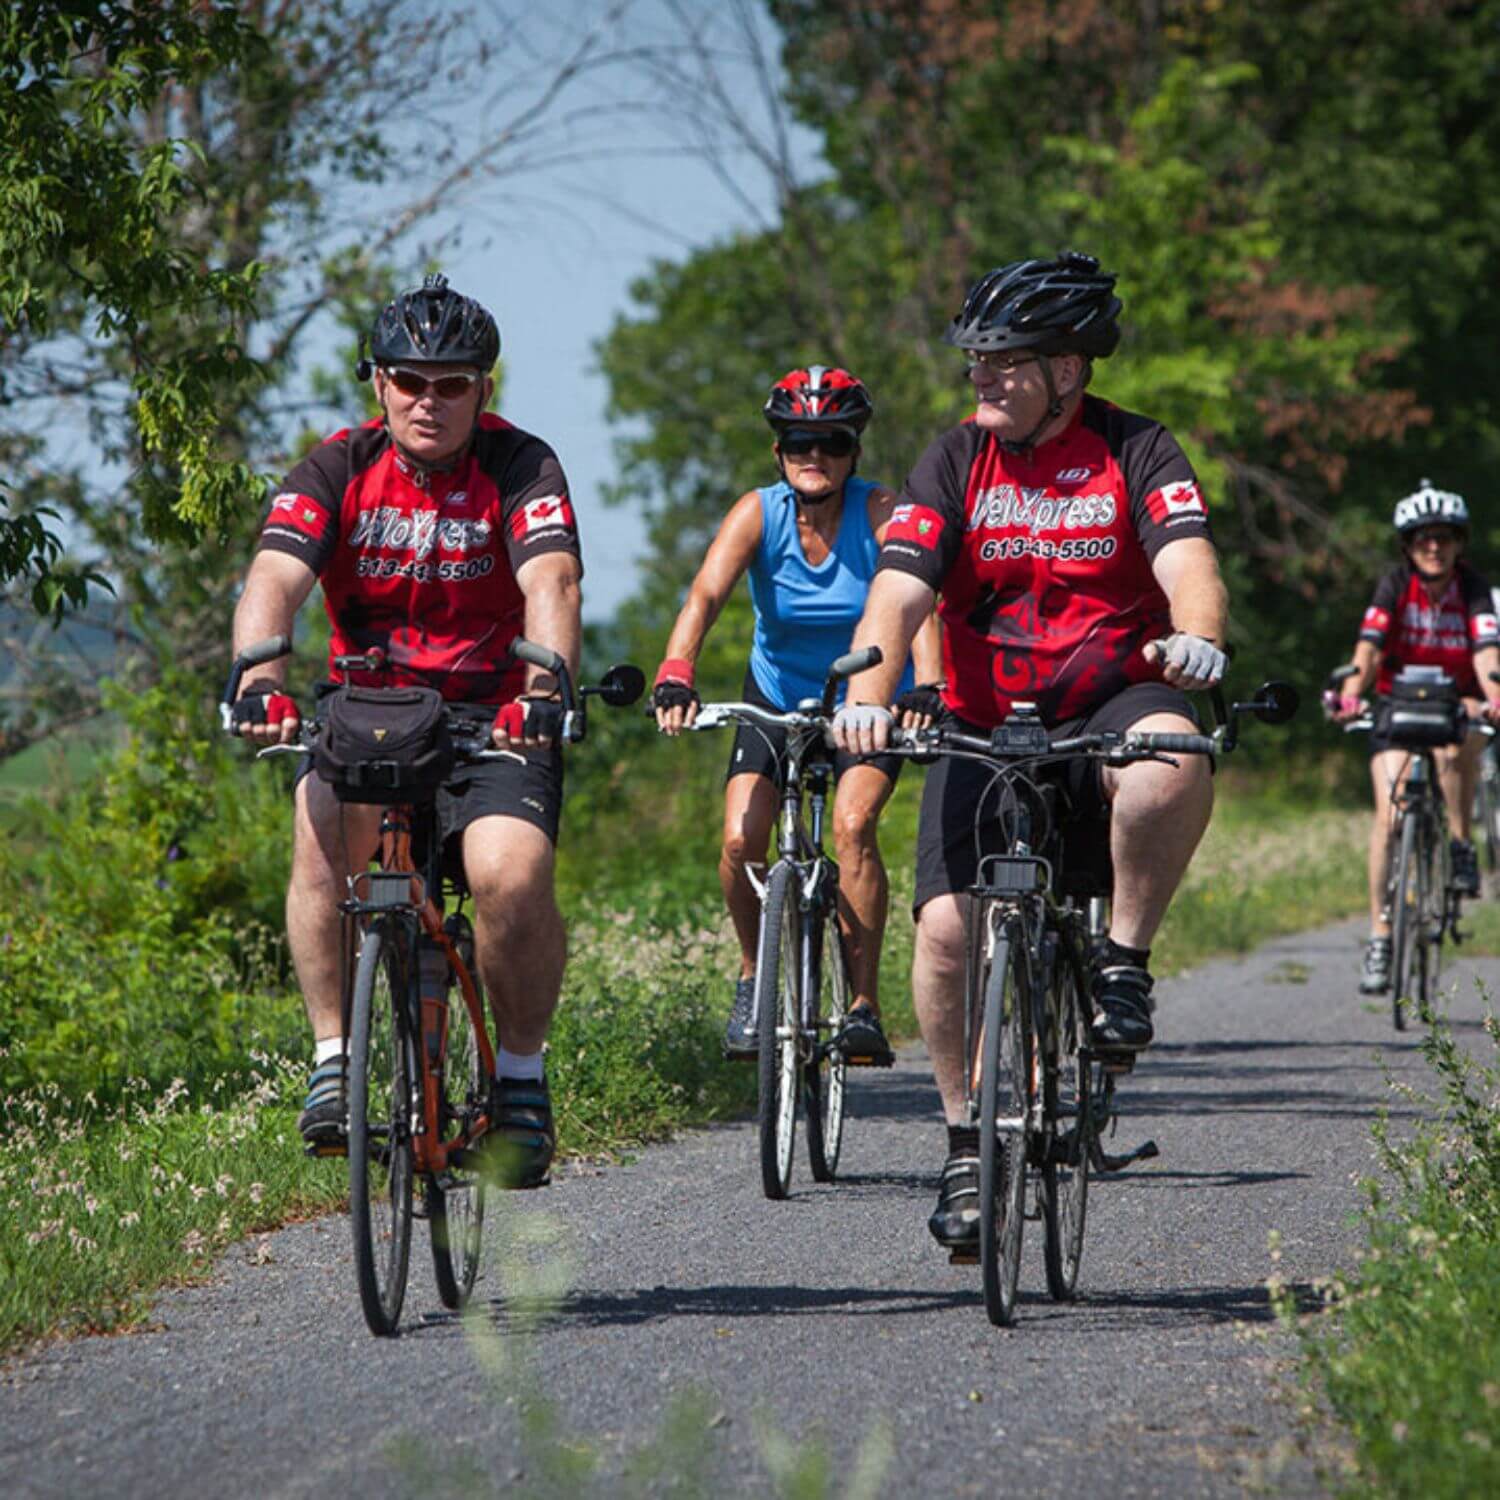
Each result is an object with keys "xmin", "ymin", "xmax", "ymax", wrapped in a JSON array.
[
  {"xmin": 1461, "ymin": 566, "xmax": 1500, "ymax": 650},
  {"xmin": 874, "ymin": 428, "xmax": 968, "ymax": 590},
  {"xmin": 496, "ymin": 437, "xmax": 583, "ymax": 576},
  {"xmin": 1117, "ymin": 416, "xmax": 1214, "ymax": 560},
  {"xmin": 255, "ymin": 433, "xmax": 347, "ymax": 576},
  {"xmin": 1359, "ymin": 569, "xmax": 1401, "ymax": 646}
]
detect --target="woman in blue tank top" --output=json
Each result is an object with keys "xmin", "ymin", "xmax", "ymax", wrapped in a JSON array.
[{"xmin": 651, "ymin": 367, "xmax": 942, "ymax": 1063}]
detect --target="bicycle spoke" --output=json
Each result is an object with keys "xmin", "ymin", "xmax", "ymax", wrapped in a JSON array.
[
  {"xmin": 805, "ymin": 911, "xmax": 849, "ymax": 1183},
  {"xmin": 757, "ymin": 864, "xmax": 800, "ymax": 1199},
  {"xmin": 1041, "ymin": 937, "xmax": 1090, "ymax": 1301}
]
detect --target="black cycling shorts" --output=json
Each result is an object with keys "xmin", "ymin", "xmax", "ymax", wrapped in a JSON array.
[
  {"xmin": 912, "ymin": 682, "xmax": 1199, "ymax": 914},
  {"xmin": 724, "ymin": 665, "xmax": 903, "ymax": 789}
]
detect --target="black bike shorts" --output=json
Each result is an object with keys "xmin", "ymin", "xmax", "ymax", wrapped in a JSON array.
[
  {"xmin": 912, "ymin": 683, "xmax": 1199, "ymax": 915},
  {"xmin": 724, "ymin": 665, "xmax": 904, "ymax": 789}
]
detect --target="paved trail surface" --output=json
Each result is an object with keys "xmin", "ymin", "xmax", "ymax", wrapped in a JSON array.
[{"xmin": 7, "ymin": 919, "xmax": 1498, "ymax": 1498}]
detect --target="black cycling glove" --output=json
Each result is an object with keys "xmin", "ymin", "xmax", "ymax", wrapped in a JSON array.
[{"xmin": 893, "ymin": 682, "xmax": 945, "ymax": 722}]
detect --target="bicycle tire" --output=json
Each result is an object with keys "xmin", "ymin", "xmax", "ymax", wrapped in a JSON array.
[
  {"xmin": 348, "ymin": 918, "xmax": 416, "ymax": 1336},
  {"xmin": 804, "ymin": 909, "xmax": 849, "ymax": 1184},
  {"xmin": 1389, "ymin": 812, "xmax": 1420, "ymax": 1031},
  {"xmin": 1478, "ymin": 756, "xmax": 1500, "ymax": 877},
  {"xmin": 978, "ymin": 920, "xmax": 1029, "ymax": 1327},
  {"xmin": 756, "ymin": 862, "xmax": 800, "ymax": 1200},
  {"xmin": 1418, "ymin": 816, "xmax": 1446, "ymax": 1020},
  {"xmin": 1041, "ymin": 936, "xmax": 1090, "ymax": 1301},
  {"xmin": 429, "ymin": 947, "xmax": 488, "ymax": 1310}
]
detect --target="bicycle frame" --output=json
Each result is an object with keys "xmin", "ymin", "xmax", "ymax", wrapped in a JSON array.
[{"xmin": 338, "ymin": 803, "xmax": 496, "ymax": 1176}]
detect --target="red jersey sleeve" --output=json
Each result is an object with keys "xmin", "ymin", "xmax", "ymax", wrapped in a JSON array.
[
  {"xmin": 256, "ymin": 432, "xmax": 348, "ymax": 576},
  {"xmin": 875, "ymin": 428, "xmax": 968, "ymax": 590}
]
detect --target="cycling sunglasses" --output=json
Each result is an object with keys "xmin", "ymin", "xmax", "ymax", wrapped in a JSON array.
[
  {"xmin": 779, "ymin": 427, "xmax": 857, "ymax": 458},
  {"xmin": 382, "ymin": 366, "xmax": 482, "ymax": 400}
]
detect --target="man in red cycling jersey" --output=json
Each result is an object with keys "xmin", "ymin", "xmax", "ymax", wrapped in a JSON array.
[
  {"xmin": 229, "ymin": 274, "xmax": 581, "ymax": 1188},
  {"xmin": 1328, "ymin": 481, "xmax": 1500, "ymax": 994},
  {"xmin": 830, "ymin": 251, "xmax": 1230, "ymax": 1252}
]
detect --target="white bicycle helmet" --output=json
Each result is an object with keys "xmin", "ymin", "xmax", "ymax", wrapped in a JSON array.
[{"xmin": 1393, "ymin": 478, "xmax": 1469, "ymax": 534}]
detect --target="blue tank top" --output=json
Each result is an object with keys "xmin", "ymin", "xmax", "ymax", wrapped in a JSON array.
[{"xmin": 747, "ymin": 477, "xmax": 915, "ymax": 709}]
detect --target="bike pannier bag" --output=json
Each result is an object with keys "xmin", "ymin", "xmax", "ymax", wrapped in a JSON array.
[
  {"xmin": 1377, "ymin": 668, "xmax": 1464, "ymax": 749},
  {"xmin": 313, "ymin": 685, "xmax": 454, "ymax": 803}
]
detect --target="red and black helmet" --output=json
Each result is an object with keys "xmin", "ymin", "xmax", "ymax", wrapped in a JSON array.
[{"xmin": 763, "ymin": 366, "xmax": 874, "ymax": 435}]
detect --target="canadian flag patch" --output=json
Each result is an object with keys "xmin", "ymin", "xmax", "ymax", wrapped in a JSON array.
[
  {"xmin": 269, "ymin": 491, "xmax": 328, "ymax": 539},
  {"xmin": 1146, "ymin": 479, "xmax": 1207, "ymax": 523},
  {"xmin": 1471, "ymin": 612, "xmax": 1499, "ymax": 641},
  {"xmin": 512, "ymin": 494, "xmax": 576, "ymax": 540},
  {"xmin": 1361, "ymin": 606, "xmax": 1392, "ymax": 636},
  {"xmin": 886, "ymin": 502, "xmax": 943, "ymax": 550}
]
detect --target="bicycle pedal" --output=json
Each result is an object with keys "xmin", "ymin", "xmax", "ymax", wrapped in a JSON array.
[
  {"xmin": 303, "ymin": 1141, "xmax": 348, "ymax": 1159},
  {"xmin": 948, "ymin": 1249, "xmax": 978, "ymax": 1266},
  {"xmin": 843, "ymin": 1053, "xmax": 894, "ymax": 1068},
  {"xmin": 1100, "ymin": 1052, "xmax": 1137, "ymax": 1075}
]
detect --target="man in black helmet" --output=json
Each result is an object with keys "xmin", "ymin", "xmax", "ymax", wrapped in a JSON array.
[
  {"xmin": 229, "ymin": 275, "xmax": 582, "ymax": 1188},
  {"xmin": 830, "ymin": 251, "xmax": 1230, "ymax": 1252}
]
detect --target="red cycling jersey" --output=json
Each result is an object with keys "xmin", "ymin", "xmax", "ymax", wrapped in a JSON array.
[
  {"xmin": 256, "ymin": 414, "xmax": 581, "ymax": 703},
  {"xmin": 1358, "ymin": 560, "xmax": 1499, "ymax": 696},
  {"xmin": 876, "ymin": 395, "xmax": 1213, "ymax": 726}
]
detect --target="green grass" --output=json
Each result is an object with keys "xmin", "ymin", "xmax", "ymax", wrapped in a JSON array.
[{"xmin": 1281, "ymin": 1005, "xmax": 1500, "ymax": 1496}]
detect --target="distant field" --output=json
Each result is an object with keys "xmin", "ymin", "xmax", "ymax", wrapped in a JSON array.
[{"xmin": 0, "ymin": 722, "xmax": 117, "ymax": 802}]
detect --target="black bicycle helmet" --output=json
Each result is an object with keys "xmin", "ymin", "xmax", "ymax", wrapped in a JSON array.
[
  {"xmin": 944, "ymin": 251, "xmax": 1122, "ymax": 358},
  {"xmin": 365, "ymin": 273, "xmax": 500, "ymax": 371},
  {"xmin": 763, "ymin": 366, "xmax": 874, "ymax": 434}
]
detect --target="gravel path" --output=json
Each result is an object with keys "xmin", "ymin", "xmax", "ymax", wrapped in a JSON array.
[{"xmin": 6, "ymin": 917, "xmax": 1496, "ymax": 1498}]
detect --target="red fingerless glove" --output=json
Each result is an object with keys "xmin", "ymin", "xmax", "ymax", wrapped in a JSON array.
[
  {"xmin": 655, "ymin": 657, "xmax": 694, "ymax": 689},
  {"xmin": 230, "ymin": 684, "xmax": 299, "ymax": 733}
]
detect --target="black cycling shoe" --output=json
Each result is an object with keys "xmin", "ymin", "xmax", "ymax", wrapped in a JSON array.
[
  {"xmin": 298, "ymin": 1056, "xmax": 348, "ymax": 1156},
  {"xmin": 722, "ymin": 977, "xmax": 758, "ymax": 1060},
  {"xmin": 483, "ymin": 1074, "xmax": 555, "ymax": 1189},
  {"xmin": 1358, "ymin": 935, "xmax": 1392, "ymax": 995},
  {"xmin": 1451, "ymin": 838, "xmax": 1481, "ymax": 898},
  {"xmin": 1090, "ymin": 965, "xmax": 1155, "ymax": 1050},
  {"xmin": 835, "ymin": 1005, "xmax": 895, "ymax": 1067},
  {"xmin": 927, "ymin": 1150, "xmax": 981, "ymax": 1249}
]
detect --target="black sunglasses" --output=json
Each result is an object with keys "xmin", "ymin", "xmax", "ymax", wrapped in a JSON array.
[{"xmin": 780, "ymin": 428, "xmax": 857, "ymax": 458}]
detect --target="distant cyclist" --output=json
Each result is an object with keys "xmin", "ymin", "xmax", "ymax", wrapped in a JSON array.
[
  {"xmin": 1327, "ymin": 480, "xmax": 1500, "ymax": 994},
  {"xmin": 653, "ymin": 367, "xmax": 941, "ymax": 1065}
]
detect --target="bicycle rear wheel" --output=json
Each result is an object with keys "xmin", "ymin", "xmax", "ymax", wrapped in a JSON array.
[
  {"xmin": 429, "ymin": 939, "xmax": 488, "ymax": 1310},
  {"xmin": 1040, "ymin": 937, "xmax": 1090, "ymax": 1301},
  {"xmin": 756, "ymin": 863, "xmax": 801, "ymax": 1200},
  {"xmin": 977, "ymin": 919, "xmax": 1029, "ymax": 1327},
  {"xmin": 349, "ymin": 918, "xmax": 416, "ymax": 1336},
  {"xmin": 1389, "ymin": 814, "xmax": 1420, "ymax": 1031},
  {"xmin": 804, "ymin": 908, "xmax": 849, "ymax": 1183}
]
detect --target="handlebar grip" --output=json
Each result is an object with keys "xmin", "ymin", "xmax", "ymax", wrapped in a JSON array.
[
  {"xmin": 511, "ymin": 638, "xmax": 565, "ymax": 676},
  {"xmin": 1123, "ymin": 731, "xmax": 1217, "ymax": 755},
  {"xmin": 240, "ymin": 634, "xmax": 293, "ymax": 668},
  {"xmin": 829, "ymin": 644, "xmax": 883, "ymax": 680}
]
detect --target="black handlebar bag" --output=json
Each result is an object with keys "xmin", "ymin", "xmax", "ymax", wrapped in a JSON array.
[
  {"xmin": 313, "ymin": 684, "xmax": 455, "ymax": 803},
  {"xmin": 1376, "ymin": 670, "xmax": 1464, "ymax": 749}
]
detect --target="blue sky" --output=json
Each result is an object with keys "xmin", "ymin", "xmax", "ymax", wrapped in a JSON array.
[{"xmin": 400, "ymin": 1, "xmax": 823, "ymax": 622}]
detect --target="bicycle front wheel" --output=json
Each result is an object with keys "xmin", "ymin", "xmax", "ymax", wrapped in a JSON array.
[
  {"xmin": 977, "ymin": 921, "xmax": 1030, "ymax": 1327},
  {"xmin": 804, "ymin": 910, "xmax": 849, "ymax": 1184},
  {"xmin": 1417, "ymin": 817, "xmax": 1445, "ymax": 1019},
  {"xmin": 429, "ymin": 949, "xmax": 488, "ymax": 1310},
  {"xmin": 349, "ymin": 918, "xmax": 416, "ymax": 1337},
  {"xmin": 1040, "ymin": 938, "xmax": 1090, "ymax": 1301},
  {"xmin": 756, "ymin": 863, "xmax": 801, "ymax": 1200},
  {"xmin": 1389, "ymin": 814, "xmax": 1420, "ymax": 1031}
]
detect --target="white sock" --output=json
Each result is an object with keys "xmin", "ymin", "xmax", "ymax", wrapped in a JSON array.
[
  {"xmin": 314, "ymin": 1036, "xmax": 345, "ymax": 1065},
  {"xmin": 495, "ymin": 1046, "xmax": 544, "ymax": 1082}
]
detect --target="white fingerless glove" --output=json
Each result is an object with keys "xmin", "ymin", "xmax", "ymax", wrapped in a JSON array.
[{"xmin": 1159, "ymin": 633, "xmax": 1227, "ymax": 688}]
